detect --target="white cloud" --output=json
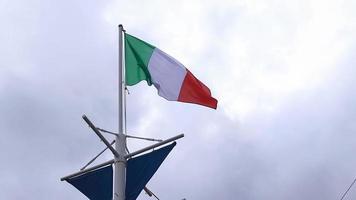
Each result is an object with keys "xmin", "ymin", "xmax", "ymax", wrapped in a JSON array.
[
  {"xmin": 1, "ymin": 0, "xmax": 356, "ymax": 199},
  {"xmin": 210, "ymin": 0, "xmax": 356, "ymax": 121},
  {"xmin": 103, "ymin": 0, "xmax": 356, "ymax": 123}
]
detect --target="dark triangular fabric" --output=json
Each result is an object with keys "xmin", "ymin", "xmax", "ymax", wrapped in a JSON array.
[
  {"xmin": 67, "ymin": 165, "xmax": 113, "ymax": 200},
  {"xmin": 125, "ymin": 142, "xmax": 176, "ymax": 200}
]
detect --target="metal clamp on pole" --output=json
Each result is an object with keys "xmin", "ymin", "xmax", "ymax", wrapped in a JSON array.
[{"xmin": 82, "ymin": 115, "xmax": 120, "ymax": 158}]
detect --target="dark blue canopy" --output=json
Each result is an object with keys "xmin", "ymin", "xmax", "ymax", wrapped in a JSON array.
[
  {"xmin": 67, "ymin": 165, "xmax": 113, "ymax": 200},
  {"xmin": 125, "ymin": 142, "xmax": 176, "ymax": 200},
  {"xmin": 66, "ymin": 142, "xmax": 176, "ymax": 200}
]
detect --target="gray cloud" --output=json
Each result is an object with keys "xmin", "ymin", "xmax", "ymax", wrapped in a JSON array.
[{"xmin": 1, "ymin": 0, "xmax": 356, "ymax": 200}]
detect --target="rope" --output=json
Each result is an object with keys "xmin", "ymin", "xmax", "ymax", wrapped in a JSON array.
[
  {"xmin": 80, "ymin": 140, "xmax": 115, "ymax": 171},
  {"xmin": 96, "ymin": 127, "xmax": 118, "ymax": 136},
  {"xmin": 126, "ymin": 135, "xmax": 163, "ymax": 142},
  {"xmin": 340, "ymin": 177, "xmax": 356, "ymax": 200},
  {"xmin": 124, "ymin": 86, "xmax": 128, "ymax": 135}
]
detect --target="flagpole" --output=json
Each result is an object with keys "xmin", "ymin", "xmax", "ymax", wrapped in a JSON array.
[{"xmin": 115, "ymin": 24, "xmax": 126, "ymax": 200}]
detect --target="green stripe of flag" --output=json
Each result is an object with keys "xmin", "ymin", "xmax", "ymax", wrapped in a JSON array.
[{"xmin": 125, "ymin": 33, "xmax": 155, "ymax": 86}]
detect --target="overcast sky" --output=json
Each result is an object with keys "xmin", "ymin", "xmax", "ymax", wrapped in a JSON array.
[{"xmin": 1, "ymin": 0, "xmax": 356, "ymax": 199}]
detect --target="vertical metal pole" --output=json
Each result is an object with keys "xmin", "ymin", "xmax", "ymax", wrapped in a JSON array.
[{"xmin": 114, "ymin": 24, "xmax": 126, "ymax": 200}]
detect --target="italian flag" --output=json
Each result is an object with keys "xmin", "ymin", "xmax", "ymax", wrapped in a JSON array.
[{"xmin": 124, "ymin": 33, "xmax": 218, "ymax": 109}]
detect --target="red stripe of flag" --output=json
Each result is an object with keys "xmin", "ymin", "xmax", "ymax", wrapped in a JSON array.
[{"xmin": 178, "ymin": 70, "xmax": 218, "ymax": 109}]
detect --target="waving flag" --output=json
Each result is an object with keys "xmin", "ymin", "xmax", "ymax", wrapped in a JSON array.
[{"xmin": 125, "ymin": 33, "xmax": 218, "ymax": 109}]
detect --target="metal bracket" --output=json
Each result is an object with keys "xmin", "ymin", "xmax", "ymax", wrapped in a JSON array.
[{"xmin": 60, "ymin": 133, "xmax": 184, "ymax": 181}]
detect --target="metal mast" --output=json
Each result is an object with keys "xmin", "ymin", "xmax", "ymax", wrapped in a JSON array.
[
  {"xmin": 114, "ymin": 24, "xmax": 126, "ymax": 200},
  {"xmin": 60, "ymin": 24, "xmax": 185, "ymax": 200}
]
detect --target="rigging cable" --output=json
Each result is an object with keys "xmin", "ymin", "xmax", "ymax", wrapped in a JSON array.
[{"xmin": 340, "ymin": 176, "xmax": 356, "ymax": 200}]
